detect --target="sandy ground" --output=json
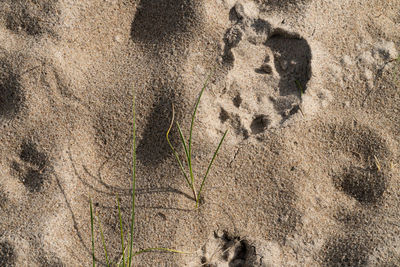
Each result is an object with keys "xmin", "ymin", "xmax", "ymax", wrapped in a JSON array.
[{"xmin": 0, "ymin": 0, "xmax": 400, "ymax": 266}]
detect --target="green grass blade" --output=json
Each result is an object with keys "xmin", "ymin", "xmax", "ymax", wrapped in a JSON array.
[
  {"xmin": 295, "ymin": 80, "xmax": 304, "ymax": 98},
  {"xmin": 188, "ymin": 74, "xmax": 212, "ymax": 152},
  {"xmin": 196, "ymin": 130, "xmax": 228, "ymax": 207},
  {"xmin": 128, "ymin": 88, "xmax": 136, "ymax": 267},
  {"xmin": 166, "ymin": 105, "xmax": 191, "ymax": 188},
  {"xmin": 90, "ymin": 197, "xmax": 96, "ymax": 267},
  {"xmin": 115, "ymin": 246, "xmax": 129, "ymax": 267},
  {"xmin": 132, "ymin": 247, "xmax": 190, "ymax": 257},
  {"xmin": 176, "ymin": 122, "xmax": 197, "ymax": 201},
  {"xmin": 176, "ymin": 122, "xmax": 190, "ymax": 173},
  {"xmin": 96, "ymin": 213, "xmax": 110, "ymax": 267},
  {"xmin": 188, "ymin": 74, "xmax": 212, "ymax": 186},
  {"xmin": 117, "ymin": 195, "xmax": 125, "ymax": 267},
  {"xmin": 116, "ymin": 246, "xmax": 129, "ymax": 267}
]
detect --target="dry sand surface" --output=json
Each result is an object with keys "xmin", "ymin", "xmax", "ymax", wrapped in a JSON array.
[{"xmin": 0, "ymin": 0, "xmax": 400, "ymax": 266}]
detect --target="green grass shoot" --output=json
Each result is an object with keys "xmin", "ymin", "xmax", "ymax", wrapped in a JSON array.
[
  {"xmin": 166, "ymin": 75, "xmax": 228, "ymax": 208},
  {"xmin": 90, "ymin": 197, "xmax": 95, "ymax": 267},
  {"xmin": 97, "ymin": 211, "xmax": 110, "ymax": 267},
  {"xmin": 117, "ymin": 195, "xmax": 125, "ymax": 266},
  {"xmin": 295, "ymin": 80, "xmax": 304, "ymax": 98}
]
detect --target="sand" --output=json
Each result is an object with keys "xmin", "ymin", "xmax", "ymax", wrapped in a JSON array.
[{"xmin": 0, "ymin": 0, "xmax": 399, "ymax": 266}]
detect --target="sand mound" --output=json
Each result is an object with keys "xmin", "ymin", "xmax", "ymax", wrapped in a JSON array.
[{"xmin": 0, "ymin": 0, "xmax": 399, "ymax": 266}]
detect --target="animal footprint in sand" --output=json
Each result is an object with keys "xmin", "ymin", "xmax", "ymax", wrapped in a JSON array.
[
  {"xmin": 11, "ymin": 140, "xmax": 49, "ymax": 193},
  {"xmin": 200, "ymin": 230, "xmax": 260, "ymax": 267},
  {"xmin": 326, "ymin": 123, "xmax": 392, "ymax": 206},
  {"xmin": 216, "ymin": 2, "xmax": 312, "ymax": 142}
]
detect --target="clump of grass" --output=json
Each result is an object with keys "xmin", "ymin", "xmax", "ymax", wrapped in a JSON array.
[
  {"xmin": 90, "ymin": 90, "xmax": 186, "ymax": 267},
  {"xmin": 166, "ymin": 76, "xmax": 228, "ymax": 208}
]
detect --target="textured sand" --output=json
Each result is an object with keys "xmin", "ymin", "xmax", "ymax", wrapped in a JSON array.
[{"xmin": 0, "ymin": 0, "xmax": 400, "ymax": 266}]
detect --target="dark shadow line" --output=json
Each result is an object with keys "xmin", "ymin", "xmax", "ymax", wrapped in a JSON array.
[
  {"xmin": 67, "ymin": 130, "xmax": 133, "ymax": 195},
  {"xmin": 67, "ymin": 148, "xmax": 118, "ymax": 196},
  {"xmin": 68, "ymin": 146, "xmax": 192, "ymax": 200}
]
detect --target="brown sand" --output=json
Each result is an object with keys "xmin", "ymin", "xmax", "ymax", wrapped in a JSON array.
[{"xmin": 0, "ymin": 0, "xmax": 399, "ymax": 266}]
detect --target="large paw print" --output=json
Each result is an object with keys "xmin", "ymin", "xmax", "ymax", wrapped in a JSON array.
[{"xmin": 210, "ymin": 2, "xmax": 313, "ymax": 143}]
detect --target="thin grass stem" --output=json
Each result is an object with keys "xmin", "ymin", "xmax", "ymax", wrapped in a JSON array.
[
  {"xmin": 166, "ymin": 105, "xmax": 192, "ymax": 188},
  {"xmin": 90, "ymin": 197, "xmax": 96, "ymax": 267},
  {"xmin": 176, "ymin": 122, "xmax": 190, "ymax": 175},
  {"xmin": 176, "ymin": 122, "xmax": 197, "ymax": 201},
  {"xmin": 116, "ymin": 246, "xmax": 129, "ymax": 267},
  {"xmin": 117, "ymin": 195, "xmax": 125, "ymax": 267},
  {"xmin": 295, "ymin": 80, "xmax": 304, "ymax": 98},
  {"xmin": 128, "ymin": 89, "xmax": 136, "ymax": 267},
  {"xmin": 188, "ymin": 75, "xmax": 211, "ymax": 187},
  {"xmin": 96, "ymin": 213, "xmax": 110, "ymax": 267},
  {"xmin": 196, "ymin": 130, "xmax": 228, "ymax": 208}
]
